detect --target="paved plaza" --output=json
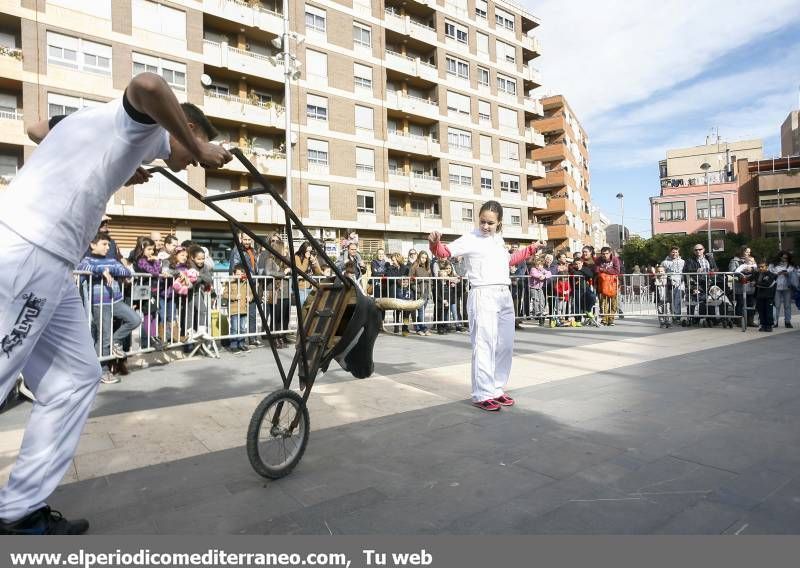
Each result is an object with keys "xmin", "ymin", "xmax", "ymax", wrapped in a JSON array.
[{"xmin": 1, "ymin": 321, "xmax": 799, "ymax": 534}]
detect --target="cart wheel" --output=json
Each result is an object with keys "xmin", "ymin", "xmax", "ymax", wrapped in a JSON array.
[{"xmin": 247, "ymin": 389, "xmax": 310, "ymax": 479}]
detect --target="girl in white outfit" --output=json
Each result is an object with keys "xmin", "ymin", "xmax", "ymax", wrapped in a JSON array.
[{"xmin": 428, "ymin": 201, "xmax": 540, "ymax": 411}]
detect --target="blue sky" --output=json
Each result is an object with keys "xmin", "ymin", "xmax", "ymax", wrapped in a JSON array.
[{"xmin": 524, "ymin": 0, "xmax": 800, "ymax": 237}]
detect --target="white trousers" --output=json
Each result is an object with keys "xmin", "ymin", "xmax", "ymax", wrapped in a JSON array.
[
  {"xmin": 468, "ymin": 285, "xmax": 515, "ymax": 402},
  {"xmin": 0, "ymin": 225, "xmax": 101, "ymax": 522}
]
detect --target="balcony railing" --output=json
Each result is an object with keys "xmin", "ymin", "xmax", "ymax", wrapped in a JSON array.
[
  {"xmin": 202, "ymin": 0, "xmax": 282, "ymax": 31},
  {"xmin": 525, "ymin": 160, "xmax": 546, "ymax": 178},
  {"xmin": 522, "ymin": 35, "xmax": 542, "ymax": 54},
  {"xmin": 525, "ymin": 128, "xmax": 545, "ymax": 147},
  {"xmin": 523, "ymin": 65, "xmax": 542, "ymax": 85},
  {"xmin": 523, "ymin": 97, "xmax": 543, "ymax": 116},
  {"xmin": 0, "ymin": 109, "xmax": 23, "ymax": 120},
  {"xmin": 386, "ymin": 91, "xmax": 440, "ymax": 119}
]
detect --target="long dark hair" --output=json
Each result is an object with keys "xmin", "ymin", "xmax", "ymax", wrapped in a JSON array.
[
  {"xmin": 479, "ymin": 200, "xmax": 503, "ymax": 232},
  {"xmin": 776, "ymin": 250, "xmax": 794, "ymax": 266},
  {"xmin": 133, "ymin": 237, "xmax": 156, "ymax": 262},
  {"xmin": 295, "ymin": 241, "xmax": 311, "ymax": 260}
]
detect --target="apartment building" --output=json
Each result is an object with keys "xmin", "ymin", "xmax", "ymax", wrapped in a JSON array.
[
  {"xmin": 650, "ymin": 139, "xmax": 763, "ymax": 246},
  {"xmin": 781, "ymin": 110, "xmax": 800, "ymax": 157},
  {"xmin": 530, "ymin": 94, "xmax": 592, "ymax": 253},
  {"xmin": 0, "ymin": 0, "xmax": 550, "ymax": 265}
]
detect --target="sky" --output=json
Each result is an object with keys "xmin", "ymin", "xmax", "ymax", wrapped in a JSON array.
[{"xmin": 524, "ymin": 0, "xmax": 800, "ymax": 238}]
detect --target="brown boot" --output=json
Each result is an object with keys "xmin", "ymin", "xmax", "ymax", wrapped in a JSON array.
[{"xmin": 116, "ymin": 358, "xmax": 129, "ymax": 376}]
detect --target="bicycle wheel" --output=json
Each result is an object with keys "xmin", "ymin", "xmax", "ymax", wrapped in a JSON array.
[{"xmin": 247, "ymin": 389, "xmax": 310, "ymax": 479}]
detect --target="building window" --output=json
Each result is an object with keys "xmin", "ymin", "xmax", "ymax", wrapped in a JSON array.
[
  {"xmin": 500, "ymin": 172, "xmax": 520, "ymax": 193},
  {"xmin": 476, "ymin": 32, "xmax": 489, "ymax": 55},
  {"xmin": 308, "ymin": 184, "xmax": 330, "ymax": 219},
  {"xmin": 451, "ymin": 201, "xmax": 473, "ymax": 223},
  {"xmin": 133, "ymin": 52, "xmax": 186, "ymax": 91},
  {"xmin": 478, "ymin": 100, "xmax": 491, "ymax": 124},
  {"xmin": 354, "ymin": 63, "xmax": 373, "ymax": 90},
  {"xmin": 496, "ymin": 40, "xmax": 516, "ymax": 64},
  {"xmin": 497, "ymin": 74, "xmax": 516, "ymax": 95},
  {"xmin": 50, "ymin": 0, "xmax": 111, "ymax": 18},
  {"xmin": 305, "ymin": 4, "xmax": 326, "ymax": 34},
  {"xmin": 354, "ymin": 105, "xmax": 374, "ymax": 133},
  {"xmin": 47, "ymin": 92, "xmax": 100, "ymax": 118},
  {"xmin": 448, "ymin": 163, "xmax": 472, "ymax": 186},
  {"xmin": 353, "ymin": 23, "xmax": 371, "ymax": 48},
  {"xmin": 357, "ymin": 190, "xmax": 375, "ymax": 213},
  {"xmin": 446, "ymin": 56, "xmax": 469, "ymax": 80},
  {"xmin": 475, "ymin": 0, "xmax": 487, "ymax": 19},
  {"xmin": 509, "ymin": 208, "xmax": 521, "ymax": 226},
  {"xmin": 306, "ymin": 94, "xmax": 327, "ymax": 122},
  {"xmin": 479, "ymin": 134, "xmax": 492, "ymax": 159},
  {"xmin": 307, "ymin": 139, "xmax": 329, "ymax": 168},
  {"xmin": 696, "ymin": 198, "xmax": 724, "ymax": 219},
  {"xmin": 498, "ymin": 106, "xmax": 518, "ymax": 132},
  {"xmin": 355, "ymin": 147, "xmax": 375, "ymax": 179},
  {"xmin": 480, "ymin": 169, "xmax": 492, "ymax": 191},
  {"xmin": 447, "ymin": 127, "xmax": 471, "ymax": 152},
  {"xmin": 444, "ymin": 20, "xmax": 468, "ymax": 44},
  {"xmin": 499, "ymin": 140, "xmax": 519, "ymax": 162},
  {"xmin": 495, "ymin": 7, "xmax": 515, "ymax": 31},
  {"xmin": 658, "ymin": 201, "xmax": 686, "ymax": 221},
  {"xmin": 132, "ymin": 0, "xmax": 186, "ymax": 39},
  {"xmin": 477, "ymin": 66, "xmax": 490, "ymax": 86},
  {"xmin": 47, "ymin": 32, "xmax": 111, "ymax": 75},
  {"xmin": 446, "ymin": 90, "xmax": 471, "ymax": 117},
  {"xmin": 305, "ymin": 49, "xmax": 327, "ymax": 82}
]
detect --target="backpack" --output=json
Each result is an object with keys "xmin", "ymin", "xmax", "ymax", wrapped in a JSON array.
[{"xmin": 597, "ymin": 271, "xmax": 618, "ymax": 297}]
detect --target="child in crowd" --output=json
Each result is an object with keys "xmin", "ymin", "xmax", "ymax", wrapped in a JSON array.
[
  {"xmin": 168, "ymin": 246, "xmax": 195, "ymax": 343},
  {"xmin": 223, "ymin": 264, "xmax": 250, "ymax": 352},
  {"xmin": 554, "ymin": 259, "xmax": 574, "ymax": 327},
  {"xmin": 187, "ymin": 245, "xmax": 214, "ymax": 339},
  {"xmin": 528, "ymin": 257, "xmax": 551, "ymax": 326},
  {"xmin": 754, "ymin": 260, "xmax": 778, "ymax": 332},
  {"xmin": 650, "ymin": 265, "xmax": 673, "ymax": 328},
  {"xmin": 133, "ymin": 237, "xmax": 163, "ymax": 349},
  {"xmin": 77, "ymin": 233, "xmax": 141, "ymax": 384},
  {"xmin": 429, "ymin": 200, "xmax": 541, "ymax": 412},
  {"xmin": 434, "ymin": 260, "xmax": 455, "ymax": 334},
  {"xmin": 395, "ymin": 277, "xmax": 413, "ymax": 337}
]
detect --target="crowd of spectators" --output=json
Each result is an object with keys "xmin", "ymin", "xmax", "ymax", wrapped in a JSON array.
[{"xmin": 76, "ymin": 221, "xmax": 798, "ymax": 383}]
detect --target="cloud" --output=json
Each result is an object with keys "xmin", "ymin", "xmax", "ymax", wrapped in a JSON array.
[{"xmin": 526, "ymin": 0, "xmax": 800, "ymax": 122}]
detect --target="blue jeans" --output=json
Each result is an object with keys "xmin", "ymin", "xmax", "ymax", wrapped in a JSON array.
[
  {"xmin": 92, "ymin": 301, "xmax": 142, "ymax": 359},
  {"xmin": 414, "ymin": 300, "xmax": 429, "ymax": 332},
  {"xmin": 229, "ymin": 314, "xmax": 246, "ymax": 348}
]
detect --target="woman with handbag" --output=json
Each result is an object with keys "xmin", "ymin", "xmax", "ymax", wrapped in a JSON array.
[{"xmin": 595, "ymin": 247, "xmax": 621, "ymax": 326}]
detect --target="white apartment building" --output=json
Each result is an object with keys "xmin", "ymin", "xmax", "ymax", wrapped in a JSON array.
[{"xmin": 0, "ymin": 0, "xmax": 549, "ymax": 264}]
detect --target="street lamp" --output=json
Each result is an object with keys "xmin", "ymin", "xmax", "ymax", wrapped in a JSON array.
[
  {"xmin": 700, "ymin": 162, "xmax": 711, "ymax": 253},
  {"xmin": 615, "ymin": 192, "xmax": 624, "ymax": 249}
]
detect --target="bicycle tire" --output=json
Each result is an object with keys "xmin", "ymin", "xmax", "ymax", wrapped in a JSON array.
[{"xmin": 246, "ymin": 389, "xmax": 310, "ymax": 479}]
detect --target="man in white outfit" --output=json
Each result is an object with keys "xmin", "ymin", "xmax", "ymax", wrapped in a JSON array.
[{"xmin": 0, "ymin": 72, "xmax": 231, "ymax": 534}]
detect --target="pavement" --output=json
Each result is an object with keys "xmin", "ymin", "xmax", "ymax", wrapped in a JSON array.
[{"xmin": 1, "ymin": 319, "xmax": 800, "ymax": 534}]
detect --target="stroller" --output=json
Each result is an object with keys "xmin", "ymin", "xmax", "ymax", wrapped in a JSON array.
[{"xmin": 706, "ymin": 284, "xmax": 735, "ymax": 328}]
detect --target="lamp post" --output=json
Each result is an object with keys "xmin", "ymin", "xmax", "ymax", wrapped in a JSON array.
[
  {"xmin": 615, "ymin": 192, "xmax": 624, "ymax": 250},
  {"xmin": 700, "ymin": 162, "xmax": 711, "ymax": 253}
]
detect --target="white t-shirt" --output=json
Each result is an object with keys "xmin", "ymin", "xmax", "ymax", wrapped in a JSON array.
[
  {"xmin": 0, "ymin": 98, "xmax": 170, "ymax": 266},
  {"xmin": 446, "ymin": 230, "xmax": 511, "ymax": 287}
]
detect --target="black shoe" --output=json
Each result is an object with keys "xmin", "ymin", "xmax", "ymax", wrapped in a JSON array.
[
  {"xmin": 766, "ymin": 327, "xmax": 773, "ymax": 332},
  {"xmin": 786, "ymin": 322, "xmax": 793, "ymax": 328},
  {"xmin": 239, "ymin": 344, "xmax": 250, "ymax": 352},
  {"xmin": 250, "ymin": 339, "xmax": 263, "ymax": 347},
  {"xmin": 0, "ymin": 506, "xmax": 89, "ymax": 535},
  {"xmin": 758, "ymin": 327, "xmax": 766, "ymax": 332}
]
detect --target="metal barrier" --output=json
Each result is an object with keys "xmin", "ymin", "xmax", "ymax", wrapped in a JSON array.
[{"xmin": 75, "ymin": 269, "xmax": 785, "ymax": 362}]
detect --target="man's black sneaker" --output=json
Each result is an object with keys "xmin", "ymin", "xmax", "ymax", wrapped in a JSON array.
[
  {"xmin": 0, "ymin": 506, "xmax": 89, "ymax": 535},
  {"xmin": 786, "ymin": 322, "xmax": 794, "ymax": 328}
]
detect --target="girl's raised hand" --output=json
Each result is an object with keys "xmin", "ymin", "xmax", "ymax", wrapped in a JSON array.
[{"xmin": 428, "ymin": 231, "xmax": 442, "ymax": 245}]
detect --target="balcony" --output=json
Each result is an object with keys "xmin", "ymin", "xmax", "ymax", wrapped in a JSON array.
[
  {"xmin": 524, "ymin": 127, "xmax": 545, "ymax": 148},
  {"xmin": 202, "ymin": 0, "xmax": 282, "ymax": 34},
  {"xmin": 0, "ymin": 110, "xmax": 27, "ymax": 146},
  {"xmin": 0, "ymin": 47, "xmax": 23, "ymax": 81},
  {"xmin": 523, "ymin": 65, "xmax": 542, "ymax": 87},
  {"xmin": 523, "ymin": 97, "xmax": 543, "ymax": 116},
  {"xmin": 384, "ymin": 10, "xmax": 437, "ymax": 45},
  {"xmin": 526, "ymin": 191, "xmax": 548, "ymax": 209},
  {"xmin": 525, "ymin": 160, "xmax": 545, "ymax": 178},
  {"xmin": 385, "ymin": 91, "xmax": 440, "ymax": 121},
  {"xmin": 528, "ymin": 223, "xmax": 548, "ymax": 241},
  {"xmin": 387, "ymin": 170, "xmax": 441, "ymax": 194},
  {"xmin": 387, "ymin": 131, "xmax": 440, "ymax": 156},
  {"xmin": 533, "ymin": 115, "xmax": 564, "ymax": 134},
  {"xmin": 533, "ymin": 169, "xmax": 567, "ymax": 189},
  {"xmin": 522, "ymin": 35, "xmax": 542, "ymax": 55},
  {"xmin": 203, "ymin": 92, "xmax": 284, "ymax": 128},
  {"xmin": 203, "ymin": 40, "xmax": 283, "ymax": 83},
  {"xmin": 533, "ymin": 144, "xmax": 566, "ymax": 162},
  {"xmin": 385, "ymin": 50, "xmax": 438, "ymax": 82},
  {"xmin": 388, "ymin": 210, "xmax": 442, "ymax": 232},
  {"xmin": 222, "ymin": 150, "xmax": 286, "ymax": 176}
]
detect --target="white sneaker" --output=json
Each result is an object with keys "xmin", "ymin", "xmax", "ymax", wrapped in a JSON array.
[
  {"xmin": 100, "ymin": 371, "xmax": 120, "ymax": 384},
  {"xmin": 111, "ymin": 343, "xmax": 126, "ymax": 358}
]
